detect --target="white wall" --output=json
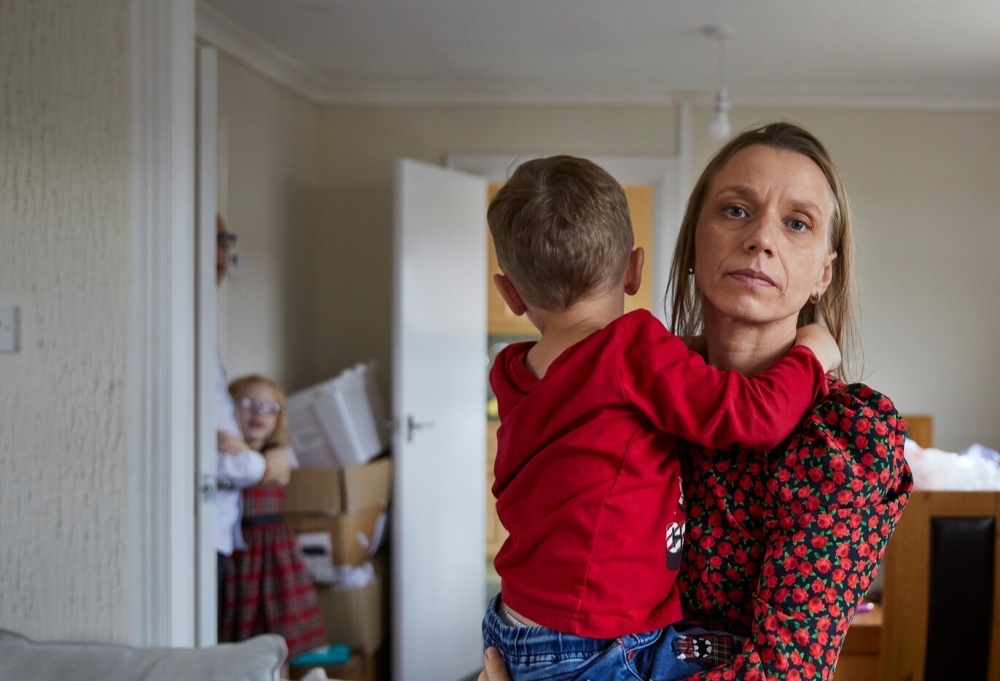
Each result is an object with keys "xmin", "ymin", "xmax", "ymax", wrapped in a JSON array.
[{"xmin": 0, "ymin": 0, "xmax": 133, "ymax": 640}]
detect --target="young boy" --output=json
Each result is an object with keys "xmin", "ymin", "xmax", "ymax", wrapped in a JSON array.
[{"xmin": 482, "ymin": 155, "xmax": 839, "ymax": 680}]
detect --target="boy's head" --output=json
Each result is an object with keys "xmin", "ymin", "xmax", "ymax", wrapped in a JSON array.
[{"xmin": 488, "ymin": 155, "xmax": 634, "ymax": 310}]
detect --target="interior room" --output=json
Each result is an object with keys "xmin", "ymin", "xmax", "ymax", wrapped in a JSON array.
[{"xmin": 2, "ymin": 1, "xmax": 999, "ymax": 680}]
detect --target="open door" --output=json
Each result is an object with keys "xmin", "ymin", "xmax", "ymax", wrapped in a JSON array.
[{"xmin": 391, "ymin": 159, "xmax": 487, "ymax": 680}]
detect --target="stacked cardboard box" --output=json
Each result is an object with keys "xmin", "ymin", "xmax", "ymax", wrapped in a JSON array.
[{"xmin": 286, "ymin": 456, "xmax": 392, "ymax": 662}]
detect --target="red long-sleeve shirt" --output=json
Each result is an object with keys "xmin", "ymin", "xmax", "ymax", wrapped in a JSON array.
[{"xmin": 491, "ymin": 310, "xmax": 828, "ymax": 638}]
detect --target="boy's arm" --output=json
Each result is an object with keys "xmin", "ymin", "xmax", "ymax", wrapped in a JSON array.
[{"xmin": 623, "ymin": 316, "xmax": 833, "ymax": 451}]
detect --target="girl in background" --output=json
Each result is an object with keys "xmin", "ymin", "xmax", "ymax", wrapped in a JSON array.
[{"xmin": 221, "ymin": 374, "xmax": 327, "ymax": 664}]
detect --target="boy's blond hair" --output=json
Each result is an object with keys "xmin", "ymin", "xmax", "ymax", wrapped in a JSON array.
[{"xmin": 487, "ymin": 155, "xmax": 634, "ymax": 311}]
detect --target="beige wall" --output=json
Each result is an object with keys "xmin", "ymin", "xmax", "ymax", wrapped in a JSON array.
[
  {"xmin": 296, "ymin": 103, "xmax": 998, "ymax": 451},
  {"xmin": 0, "ymin": 0, "xmax": 132, "ymax": 640},
  {"xmin": 312, "ymin": 104, "xmax": 682, "ymax": 401},
  {"xmin": 216, "ymin": 53, "xmax": 323, "ymax": 392},
  {"xmin": 696, "ymin": 107, "xmax": 1000, "ymax": 451}
]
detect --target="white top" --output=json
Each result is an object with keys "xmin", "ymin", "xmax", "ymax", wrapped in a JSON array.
[{"xmin": 215, "ymin": 347, "xmax": 266, "ymax": 555}]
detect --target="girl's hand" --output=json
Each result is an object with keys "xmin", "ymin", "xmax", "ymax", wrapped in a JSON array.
[{"xmin": 477, "ymin": 647, "xmax": 510, "ymax": 681}]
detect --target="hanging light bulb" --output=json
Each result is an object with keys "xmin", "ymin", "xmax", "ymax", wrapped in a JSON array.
[
  {"xmin": 703, "ymin": 25, "xmax": 734, "ymax": 141},
  {"xmin": 710, "ymin": 87, "xmax": 731, "ymax": 140}
]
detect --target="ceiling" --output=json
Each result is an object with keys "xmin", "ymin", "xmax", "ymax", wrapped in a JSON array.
[{"xmin": 198, "ymin": 0, "xmax": 1000, "ymax": 108}]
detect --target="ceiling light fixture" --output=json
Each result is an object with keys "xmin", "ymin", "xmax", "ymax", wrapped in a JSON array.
[{"xmin": 702, "ymin": 25, "xmax": 735, "ymax": 141}]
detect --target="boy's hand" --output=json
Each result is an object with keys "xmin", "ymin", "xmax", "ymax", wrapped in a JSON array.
[{"xmin": 795, "ymin": 323, "xmax": 841, "ymax": 373}]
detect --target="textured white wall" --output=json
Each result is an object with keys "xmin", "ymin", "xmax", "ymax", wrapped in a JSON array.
[{"xmin": 0, "ymin": 0, "xmax": 132, "ymax": 640}]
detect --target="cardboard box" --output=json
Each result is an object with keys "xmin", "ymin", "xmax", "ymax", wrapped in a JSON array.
[
  {"xmin": 315, "ymin": 572, "xmax": 384, "ymax": 655},
  {"xmin": 288, "ymin": 506, "xmax": 387, "ymax": 567},
  {"xmin": 286, "ymin": 363, "xmax": 390, "ymax": 468},
  {"xmin": 285, "ymin": 457, "xmax": 392, "ymax": 515}
]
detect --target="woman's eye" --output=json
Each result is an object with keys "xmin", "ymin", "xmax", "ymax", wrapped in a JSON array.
[
  {"xmin": 723, "ymin": 205, "xmax": 747, "ymax": 218},
  {"xmin": 788, "ymin": 219, "xmax": 810, "ymax": 232}
]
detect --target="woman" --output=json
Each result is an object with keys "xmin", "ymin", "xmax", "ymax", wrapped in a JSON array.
[{"xmin": 480, "ymin": 122, "xmax": 913, "ymax": 680}]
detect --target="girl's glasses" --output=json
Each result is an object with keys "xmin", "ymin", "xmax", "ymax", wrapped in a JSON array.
[{"xmin": 235, "ymin": 397, "xmax": 281, "ymax": 414}]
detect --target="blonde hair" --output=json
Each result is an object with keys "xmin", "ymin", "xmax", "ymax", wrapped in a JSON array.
[
  {"xmin": 488, "ymin": 155, "xmax": 634, "ymax": 310},
  {"xmin": 667, "ymin": 122, "xmax": 860, "ymax": 380},
  {"xmin": 228, "ymin": 374, "xmax": 289, "ymax": 449}
]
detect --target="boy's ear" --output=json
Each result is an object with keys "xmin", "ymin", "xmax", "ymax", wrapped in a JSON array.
[
  {"xmin": 493, "ymin": 274, "xmax": 528, "ymax": 316},
  {"xmin": 624, "ymin": 247, "xmax": 644, "ymax": 296}
]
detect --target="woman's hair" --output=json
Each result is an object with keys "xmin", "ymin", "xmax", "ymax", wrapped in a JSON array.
[
  {"xmin": 487, "ymin": 155, "xmax": 634, "ymax": 310},
  {"xmin": 228, "ymin": 374, "xmax": 289, "ymax": 449},
  {"xmin": 666, "ymin": 121, "xmax": 860, "ymax": 380}
]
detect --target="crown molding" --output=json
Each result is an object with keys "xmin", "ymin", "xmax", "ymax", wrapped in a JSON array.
[{"xmin": 196, "ymin": 1, "xmax": 1000, "ymax": 111}]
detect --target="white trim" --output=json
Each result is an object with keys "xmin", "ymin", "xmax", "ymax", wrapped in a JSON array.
[
  {"xmin": 447, "ymin": 153, "xmax": 682, "ymax": 325},
  {"xmin": 196, "ymin": 1, "xmax": 333, "ymax": 103},
  {"xmin": 195, "ymin": 44, "xmax": 220, "ymax": 647},
  {"xmin": 129, "ymin": 0, "xmax": 198, "ymax": 647}
]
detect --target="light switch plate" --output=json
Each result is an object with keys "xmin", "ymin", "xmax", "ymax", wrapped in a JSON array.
[{"xmin": 0, "ymin": 305, "xmax": 20, "ymax": 353}]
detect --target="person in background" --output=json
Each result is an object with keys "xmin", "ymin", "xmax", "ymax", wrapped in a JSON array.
[
  {"xmin": 483, "ymin": 154, "xmax": 840, "ymax": 679},
  {"xmin": 215, "ymin": 214, "xmax": 292, "ymax": 636},
  {"xmin": 221, "ymin": 374, "xmax": 327, "ymax": 669},
  {"xmin": 478, "ymin": 123, "xmax": 912, "ymax": 680}
]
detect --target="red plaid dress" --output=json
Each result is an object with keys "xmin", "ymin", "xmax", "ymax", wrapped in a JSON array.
[{"xmin": 220, "ymin": 482, "xmax": 327, "ymax": 659}]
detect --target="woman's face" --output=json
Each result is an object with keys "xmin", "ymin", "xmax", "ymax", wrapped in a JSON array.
[
  {"xmin": 694, "ymin": 144, "xmax": 837, "ymax": 329},
  {"xmin": 233, "ymin": 382, "xmax": 281, "ymax": 450}
]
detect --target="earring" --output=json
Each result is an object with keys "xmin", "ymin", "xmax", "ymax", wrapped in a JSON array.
[
  {"xmin": 809, "ymin": 293, "xmax": 820, "ymax": 304},
  {"xmin": 688, "ymin": 267, "xmax": 694, "ymax": 275}
]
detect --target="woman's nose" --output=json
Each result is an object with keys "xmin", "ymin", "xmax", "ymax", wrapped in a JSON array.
[{"xmin": 743, "ymin": 218, "xmax": 776, "ymax": 255}]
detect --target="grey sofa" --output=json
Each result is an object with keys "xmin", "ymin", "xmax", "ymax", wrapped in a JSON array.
[{"xmin": 0, "ymin": 629, "xmax": 287, "ymax": 681}]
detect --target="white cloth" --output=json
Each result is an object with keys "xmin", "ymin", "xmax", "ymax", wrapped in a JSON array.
[{"xmin": 216, "ymin": 347, "xmax": 266, "ymax": 555}]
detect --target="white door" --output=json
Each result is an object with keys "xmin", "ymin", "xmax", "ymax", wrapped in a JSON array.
[{"xmin": 392, "ymin": 159, "xmax": 487, "ymax": 681}]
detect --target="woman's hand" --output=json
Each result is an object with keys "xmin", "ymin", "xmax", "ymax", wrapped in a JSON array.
[
  {"xmin": 261, "ymin": 445, "xmax": 293, "ymax": 486},
  {"xmin": 477, "ymin": 647, "xmax": 510, "ymax": 681},
  {"xmin": 217, "ymin": 429, "xmax": 249, "ymax": 456}
]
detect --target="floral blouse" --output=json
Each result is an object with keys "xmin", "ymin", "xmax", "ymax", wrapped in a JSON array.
[{"xmin": 676, "ymin": 378, "xmax": 913, "ymax": 681}]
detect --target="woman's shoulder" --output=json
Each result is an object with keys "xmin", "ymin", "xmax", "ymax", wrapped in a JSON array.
[
  {"xmin": 812, "ymin": 377, "xmax": 903, "ymax": 427},
  {"xmin": 770, "ymin": 377, "xmax": 912, "ymax": 507}
]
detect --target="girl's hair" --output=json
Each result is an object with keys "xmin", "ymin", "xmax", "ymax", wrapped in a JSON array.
[
  {"xmin": 228, "ymin": 374, "xmax": 289, "ymax": 449},
  {"xmin": 666, "ymin": 121, "xmax": 861, "ymax": 380}
]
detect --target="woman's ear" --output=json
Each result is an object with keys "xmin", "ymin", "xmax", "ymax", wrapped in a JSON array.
[
  {"xmin": 814, "ymin": 251, "xmax": 837, "ymax": 298},
  {"xmin": 624, "ymin": 247, "xmax": 644, "ymax": 296},
  {"xmin": 493, "ymin": 274, "xmax": 528, "ymax": 316}
]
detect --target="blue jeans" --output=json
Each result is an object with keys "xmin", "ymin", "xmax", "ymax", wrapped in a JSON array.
[{"xmin": 482, "ymin": 595, "xmax": 742, "ymax": 681}]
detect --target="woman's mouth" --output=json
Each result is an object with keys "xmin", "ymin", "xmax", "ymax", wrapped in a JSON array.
[{"xmin": 728, "ymin": 269, "xmax": 775, "ymax": 288}]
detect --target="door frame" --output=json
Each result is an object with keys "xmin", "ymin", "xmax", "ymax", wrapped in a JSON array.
[{"xmin": 129, "ymin": 0, "xmax": 200, "ymax": 647}]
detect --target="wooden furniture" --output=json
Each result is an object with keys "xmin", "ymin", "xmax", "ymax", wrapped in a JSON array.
[
  {"xmin": 903, "ymin": 414, "xmax": 934, "ymax": 449},
  {"xmin": 485, "ymin": 420, "xmax": 508, "ymax": 557},
  {"xmin": 878, "ymin": 489, "xmax": 1000, "ymax": 681},
  {"xmin": 835, "ymin": 413, "xmax": 933, "ymax": 681}
]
